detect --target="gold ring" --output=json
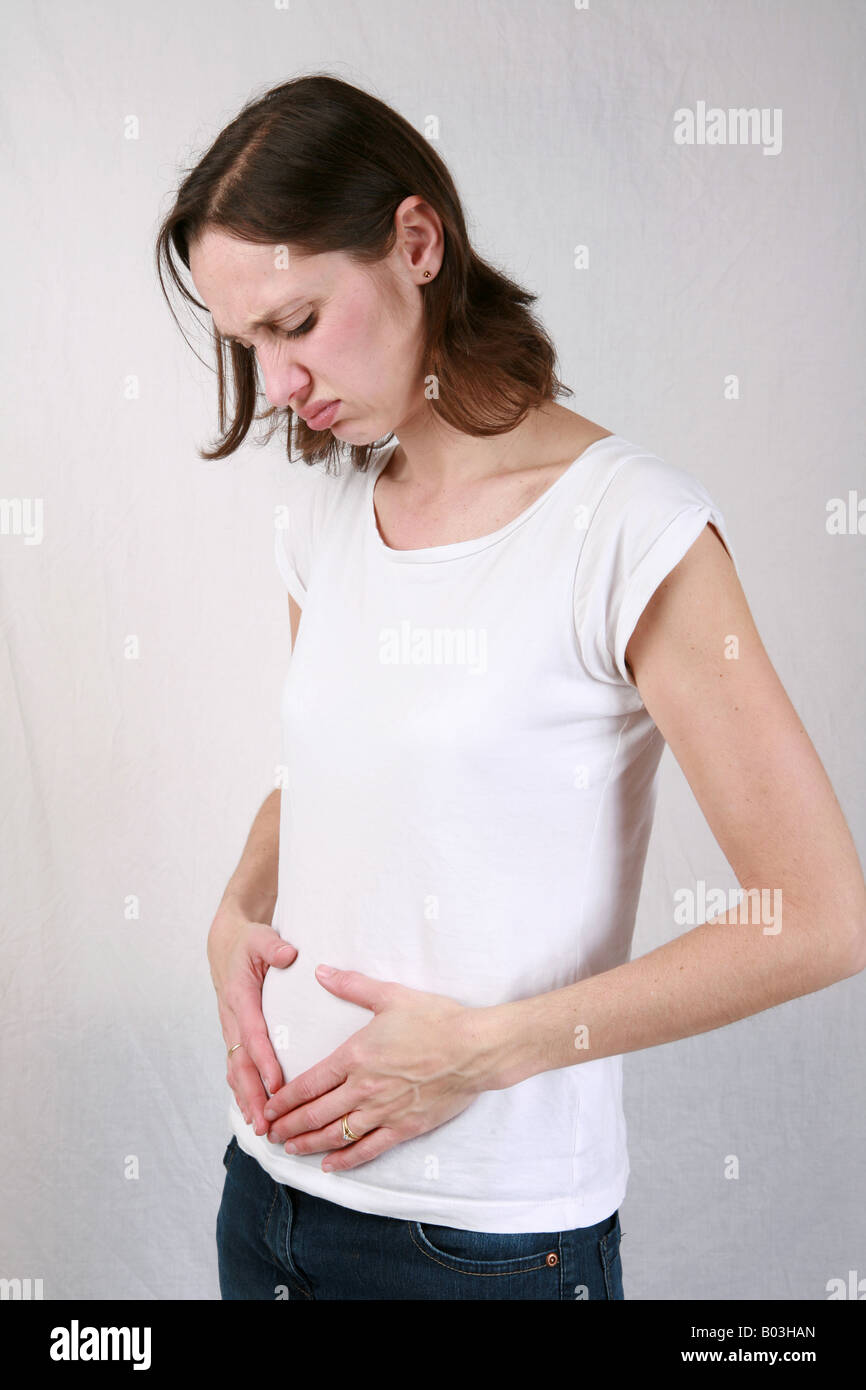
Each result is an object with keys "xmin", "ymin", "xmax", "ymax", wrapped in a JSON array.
[
  {"xmin": 341, "ymin": 1114, "xmax": 361, "ymax": 1143},
  {"xmin": 227, "ymin": 1043, "xmax": 243, "ymax": 1058}
]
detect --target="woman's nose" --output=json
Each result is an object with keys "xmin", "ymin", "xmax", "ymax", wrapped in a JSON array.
[{"xmin": 256, "ymin": 348, "xmax": 309, "ymax": 410}]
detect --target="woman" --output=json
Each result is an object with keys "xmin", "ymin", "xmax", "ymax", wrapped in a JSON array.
[{"xmin": 155, "ymin": 74, "xmax": 866, "ymax": 1301}]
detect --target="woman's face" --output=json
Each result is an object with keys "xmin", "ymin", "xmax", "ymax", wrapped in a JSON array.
[{"xmin": 188, "ymin": 227, "xmax": 427, "ymax": 444}]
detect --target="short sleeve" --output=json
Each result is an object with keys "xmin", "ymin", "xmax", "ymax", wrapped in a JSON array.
[
  {"xmin": 573, "ymin": 452, "xmax": 738, "ymax": 688},
  {"xmin": 273, "ymin": 463, "xmax": 329, "ymax": 607}
]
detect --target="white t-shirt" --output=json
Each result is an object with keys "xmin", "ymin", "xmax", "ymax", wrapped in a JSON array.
[{"xmin": 229, "ymin": 431, "xmax": 738, "ymax": 1233}]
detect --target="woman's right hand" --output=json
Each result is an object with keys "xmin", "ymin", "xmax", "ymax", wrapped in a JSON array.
[{"xmin": 207, "ymin": 906, "xmax": 298, "ymax": 1135}]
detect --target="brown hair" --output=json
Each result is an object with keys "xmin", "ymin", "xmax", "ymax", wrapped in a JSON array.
[{"xmin": 155, "ymin": 72, "xmax": 573, "ymax": 473}]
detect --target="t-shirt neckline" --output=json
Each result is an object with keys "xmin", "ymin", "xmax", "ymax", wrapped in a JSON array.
[{"xmin": 368, "ymin": 433, "xmax": 622, "ymax": 562}]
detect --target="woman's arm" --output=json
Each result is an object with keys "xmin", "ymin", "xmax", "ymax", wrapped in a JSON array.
[
  {"xmin": 474, "ymin": 522, "xmax": 866, "ymax": 1085},
  {"xmin": 216, "ymin": 787, "xmax": 281, "ymax": 927}
]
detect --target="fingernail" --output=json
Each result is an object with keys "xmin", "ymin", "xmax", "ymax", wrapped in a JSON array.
[
  {"xmin": 317, "ymin": 964, "xmax": 334, "ymax": 976},
  {"xmin": 284, "ymin": 1142, "xmax": 297, "ymax": 1154}
]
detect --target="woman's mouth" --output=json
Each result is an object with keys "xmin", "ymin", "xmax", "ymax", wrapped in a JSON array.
[{"xmin": 306, "ymin": 400, "xmax": 341, "ymax": 429}]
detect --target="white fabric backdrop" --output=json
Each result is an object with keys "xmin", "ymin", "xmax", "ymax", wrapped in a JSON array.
[{"xmin": 2, "ymin": 0, "xmax": 864, "ymax": 1300}]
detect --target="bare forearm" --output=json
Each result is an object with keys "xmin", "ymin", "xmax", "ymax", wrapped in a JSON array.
[
  {"xmin": 478, "ymin": 900, "xmax": 865, "ymax": 1089},
  {"xmin": 216, "ymin": 788, "xmax": 280, "ymax": 925}
]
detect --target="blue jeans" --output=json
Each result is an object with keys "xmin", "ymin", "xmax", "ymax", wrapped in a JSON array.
[{"xmin": 216, "ymin": 1135, "xmax": 625, "ymax": 1300}]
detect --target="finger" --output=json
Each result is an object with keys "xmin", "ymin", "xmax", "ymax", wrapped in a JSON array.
[
  {"xmin": 262, "ymin": 1054, "xmax": 348, "ymax": 1121},
  {"xmin": 322, "ymin": 1127, "xmax": 399, "ymax": 1173},
  {"xmin": 240, "ymin": 1021, "xmax": 286, "ymax": 1102},
  {"xmin": 216, "ymin": 1000, "xmax": 253, "ymax": 1122},
  {"xmin": 266, "ymin": 1081, "xmax": 358, "ymax": 1145},
  {"xmin": 248, "ymin": 924, "xmax": 298, "ymax": 970},
  {"xmin": 272, "ymin": 1111, "xmax": 376, "ymax": 1157},
  {"xmin": 231, "ymin": 1051, "xmax": 271, "ymax": 1134},
  {"xmin": 219, "ymin": 979, "xmax": 284, "ymax": 1110},
  {"xmin": 313, "ymin": 966, "xmax": 394, "ymax": 1014},
  {"xmin": 226, "ymin": 980, "xmax": 287, "ymax": 1098},
  {"xmin": 218, "ymin": 1000, "xmax": 269, "ymax": 1132}
]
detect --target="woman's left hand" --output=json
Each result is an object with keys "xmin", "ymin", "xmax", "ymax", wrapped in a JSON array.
[{"xmin": 260, "ymin": 965, "xmax": 503, "ymax": 1172}]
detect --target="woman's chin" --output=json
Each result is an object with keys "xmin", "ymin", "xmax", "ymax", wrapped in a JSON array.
[
  {"xmin": 330, "ymin": 417, "xmax": 369, "ymax": 445},
  {"xmin": 331, "ymin": 415, "xmax": 391, "ymax": 448}
]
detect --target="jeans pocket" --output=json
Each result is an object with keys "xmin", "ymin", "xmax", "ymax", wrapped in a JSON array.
[
  {"xmin": 599, "ymin": 1212, "xmax": 624, "ymax": 1300},
  {"xmin": 222, "ymin": 1135, "xmax": 239, "ymax": 1172},
  {"xmin": 408, "ymin": 1221, "xmax": 561, "ymax": 1277}
]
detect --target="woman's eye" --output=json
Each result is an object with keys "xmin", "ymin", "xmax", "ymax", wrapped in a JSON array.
[
  {"xmin": 220, "ymin": 314, "xmax": 316, "ymax": 349},
  {"xmin": 281, "ymin": 314, "xmax": 316, "ymax": 339}
]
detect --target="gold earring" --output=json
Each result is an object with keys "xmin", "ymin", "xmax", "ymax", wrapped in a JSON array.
[{"xmin": 422, "ymin": 270, "xmax": 431, "ymax": 278}]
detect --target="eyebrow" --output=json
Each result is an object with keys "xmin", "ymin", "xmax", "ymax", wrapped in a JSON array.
[{"xmin": 212, "ymin": 298, "xmax": 307, "ymax": 340}]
